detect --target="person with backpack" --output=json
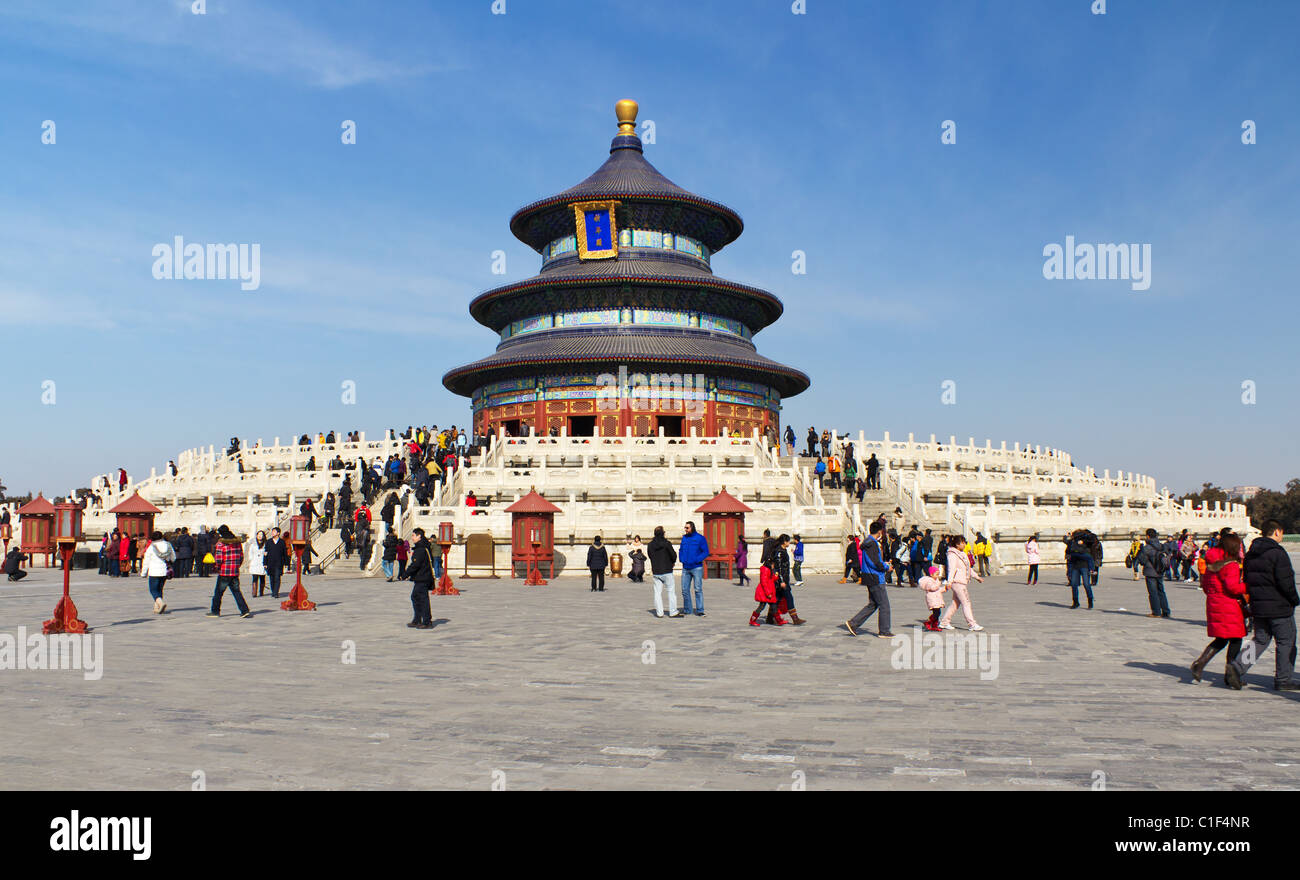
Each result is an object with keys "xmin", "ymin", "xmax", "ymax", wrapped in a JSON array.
[
  {"xmin": 1065, "ymin": 529, "xmax": 1096, "ymax": 609},
  {"xmin": 1226, "ymin": 520, "xmax": 1299, "ymax": 691},
  {"xmin": 1137, "ymin": 528, "xmax": 1172, "ymax": 618},
  {"xmin": 784, "ymin": 425, "xmax": 796, "ymax": 456},
  {"xmin": 1125, "ymin": 535, "xmax": 1143, "ymax": 581}
]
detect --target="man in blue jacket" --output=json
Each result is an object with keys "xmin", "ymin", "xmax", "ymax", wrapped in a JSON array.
[
  {"xmin": 679, "ymin": 521, "xmax": 710, "ymax": 616},
  {"xmin": 845, "ymin": 520, "xmax": 893, "ymax": 638}
]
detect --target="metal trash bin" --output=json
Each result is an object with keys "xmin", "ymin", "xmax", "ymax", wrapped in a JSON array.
[{"xmin": 609, "ymin": 552, "xmax": 623, "ymax": 576}]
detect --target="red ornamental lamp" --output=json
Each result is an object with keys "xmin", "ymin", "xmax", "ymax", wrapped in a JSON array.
[
  {"xmin": 0, "ymin": 521, "xmax": 11, "ymax": 556},
  {"xmin": 435, "ymin": 520, "xmax": 459, "ymax": 596},
  {"xmin": 43, "ymin": 502, "xmax": 88, "ymax": 634},
  {"xmin": 280, "ymin": 514, "xmax": 316, "ymax": 611},
  {"xmin": 524, "ymin": 524, "xmax": 547, "ymax": 586}
]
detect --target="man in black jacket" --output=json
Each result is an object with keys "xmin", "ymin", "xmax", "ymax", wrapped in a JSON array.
[
  {"xmin": 400, "ymin": 528, "xmax": 437, "ymax": 629},
  {"xmin": 1227, "ymin": 521, "xmax": 1299, "ymax": 691},
  {"xmin": 173, "ymin": 527, "xmax": 195, "ymax": 577},
  {"xmin": 1136, "ymin": 529, "xmax": 1171, "ymax": 617},
  {"xmin": 647, "ymin": 526, "xmax": 681, "ymax": 617},
  {"xmin": 264, "ymin": 527, "xmax": 288, "ymax": 598},
  {"xmin": 586, "ymin": 536, "xmax": 608, "ymax": 592}
]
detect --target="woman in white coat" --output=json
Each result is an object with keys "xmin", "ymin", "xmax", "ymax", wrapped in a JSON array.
[
  {"xmin": 248, "ymin": 530, "xmax": 268, "ymax": 597},
  {"xmin": 1024, "ymin": 534, "xmax": 1041, "ymax": 586},
  {"xmin": 140, "ymin": 530, "xmax": 176, "ymax": 614}
]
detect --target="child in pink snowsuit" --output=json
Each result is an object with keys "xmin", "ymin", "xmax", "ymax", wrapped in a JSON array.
[
  {"xmin": 919, "ymin": 565, "xmax": 946, "ymax": 631},
  {"xmin": 941, "ymin": 535, "xmax": 984, "ymax": 631}
]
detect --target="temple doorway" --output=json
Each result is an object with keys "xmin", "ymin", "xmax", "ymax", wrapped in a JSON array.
[
  {"xmin": 657, "ymin": 415, "xmax": 683, "ymax": 437},
  {"xmin": 568, "ymin": 415, "xmax": 597, "ymax": 436}
]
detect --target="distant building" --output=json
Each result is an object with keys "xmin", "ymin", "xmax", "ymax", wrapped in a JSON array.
[{"xmin": 1230, "ymin": 485, "xmax": 1263, "ymax": 500}]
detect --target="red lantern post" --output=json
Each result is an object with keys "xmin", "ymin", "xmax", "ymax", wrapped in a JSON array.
[
  {"xmin": 1, "ymin": 521, "xmax": 11, "ymax": 557},
  {"xmin": 43, "ymin": 502, "xmax": 88, "ymax": 634},
  {"xmin": 280, "ymin": 514, "xmax": 316, "ymax": 611},
  {"xmin": 434, "ymin": 520, "xmax": 459, "ymax": 596},
  {"xmin": 524, "ymin": 524, "xmax": 548, "ymax": 586}
]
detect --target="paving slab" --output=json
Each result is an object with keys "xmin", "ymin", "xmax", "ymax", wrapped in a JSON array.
[{"xmin": 1, "ymin": 564, "xmax": 1296, "ymax": 790}]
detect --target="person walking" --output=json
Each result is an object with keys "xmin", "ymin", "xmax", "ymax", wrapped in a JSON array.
[
  {"xmin": 1065, "ymin": 530, "xmax": 1096, "ymax": 610},
  {"xmin": 647, "ymin": 526, "xmax": 681, "ymax": 618},
  {"xmin": 792, "ymin": 534, "xmax": 805, "ymax": 585},
  {"xmin": 1190, "ymin": 532, "xmax": 1249, "ymax": 683},
  {"xmin": 939, "ymin": 534, "xmax": 984, "ymax": 631},
  {"xmin": 845, "ymin": 521, "xmax": 893, "ymax": 638},
  {"xmin": 206, "ymin": 525, "xmax": 252, "ymax": 618},
  {"xmin": 587, "ymin": 535, "xmax": 608, "ymax": 592},
  {"xmin": 400, "ymin": 527, "xmax": 437, "ymax": 629},
  {"xmin": 679, "ymin": 521, "xmax": 709, "ymax": 616},
  {"xmin": 751, "ymin": 534, "xmax": 795, "ymax": 626},
  {"xmin": 734, "ymin": 534, "xmax": 749, "ymax": 586},
  {"xmin": 248, "ymin": 530, "xmax": 267, "ymax": 597},
  {"xmin": 140, "ymin": 530, "xmax": 175, "ymax": 614},
  {"xmin": 396, "ymin": 536, "xmax": 409, "ymax": 580},
  {"xmin": 865, "ymin": 453, "xmax": 880, "ymax": 490},
  {"xmin": 840, "ymin": 535, "xmax": 861, "ymax": 584},
  {"xmin": 1136, "ymin": 528, "xmax": 1172, "ymax": 618},
  {"xmin": 382, "ymin": 529, "xmax": 399, "ymax": 581},
  {"xmin": 813, "ymin": 456, "xmax": 826, "ymax": 490},
  {"xmin": 340, "ymin": 517, "xmax": 354, "ymax": 559},
  {"xmin": 1226, "ymin": 520, "xmax": 1299, "ymax": 691},
  {"xmin": 1126, "ymin": 534, "xmax": 1143, "ymax": 581},
  {"xmin": 1025, "ymin": 534, "xmax": 1041, "ymax": 585}
]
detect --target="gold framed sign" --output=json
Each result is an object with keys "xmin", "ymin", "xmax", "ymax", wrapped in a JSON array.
[{"xmin": 571, "ymin": 200, "xmax": 620, "ymax": 260}]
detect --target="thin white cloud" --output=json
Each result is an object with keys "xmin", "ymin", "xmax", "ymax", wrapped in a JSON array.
[{"xmin": 0, "ymin": 0, "xmax": 451, "ymax": 88}]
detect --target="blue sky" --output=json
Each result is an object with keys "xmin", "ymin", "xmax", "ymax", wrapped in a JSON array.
[{"xmin": 1, "ymin": 0, "xmax": 1297, "ymax": 496}]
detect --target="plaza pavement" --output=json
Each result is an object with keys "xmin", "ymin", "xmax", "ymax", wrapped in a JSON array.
[{"xmin": 2, "ymin": 558, "xmax": 1298, "ymax": 791}]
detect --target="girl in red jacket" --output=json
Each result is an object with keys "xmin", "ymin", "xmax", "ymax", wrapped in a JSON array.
[{"xmin": 1190, "ymin": 532, "xmax": 1249, "ymax": 684}]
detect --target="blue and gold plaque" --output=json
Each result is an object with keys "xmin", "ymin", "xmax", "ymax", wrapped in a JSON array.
[{"xmin": 570, "ymin": 200, "xmax": 620, "ymax": 260}]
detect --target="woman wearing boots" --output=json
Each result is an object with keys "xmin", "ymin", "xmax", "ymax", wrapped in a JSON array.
[
  {"xmin": 751, "ymin": 534, "xmax": 794, "ymax": 626},
  {"xmin": 248, "ymin": 530, "xmax": 268, "ymax": 597},
  {"xmin": 1191, "ymin": 532, "xmax": 1249, "ymax": 685},
  {"xmin": 777, "ymin": 533, "xmax": 807, "ymax": 625}
]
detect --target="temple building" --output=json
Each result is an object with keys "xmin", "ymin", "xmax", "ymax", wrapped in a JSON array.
[{"xmin": 443, "ymin": 100, "xmax": 810, "ymax": 438}]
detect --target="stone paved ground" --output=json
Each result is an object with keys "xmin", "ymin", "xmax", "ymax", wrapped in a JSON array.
[{"xmin": 2, "ymin": 559, "xmax": 1298, "ymax": 791}]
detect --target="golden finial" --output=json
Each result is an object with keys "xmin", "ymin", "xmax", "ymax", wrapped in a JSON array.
[{"xmin": 615, "ymin": 99, "xmax": 639, "ymax": 136}]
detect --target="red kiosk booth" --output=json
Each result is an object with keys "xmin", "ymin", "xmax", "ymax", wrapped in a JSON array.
[
  {"xmin": 696, "ymin": 488, "xmax": 752, "ymax": 580},
  {"xmin": 17, "ymin": 494, "xmax": 56, "ymax": 568},
  {"xmin": 506, "ymin": 489, "xmax": 562, "ymax": 582},
  {"xmin": 110, "ymin": 492, "xmax": 161, "ymax": 546}
]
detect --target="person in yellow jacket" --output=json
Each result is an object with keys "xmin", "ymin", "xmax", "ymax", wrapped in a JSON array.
[
  {"xmin": 1126, "ymin": 536, "xmax": 1143, "ymax": 580},
  {"xmin": 972, "ymin": 533, "xmax": 993, "ymax": 577}
]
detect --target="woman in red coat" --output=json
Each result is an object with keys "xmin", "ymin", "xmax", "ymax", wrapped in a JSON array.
[{"xmin": 1190, "ymin": 532, "xmax": 1249, "ymax": 684}]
